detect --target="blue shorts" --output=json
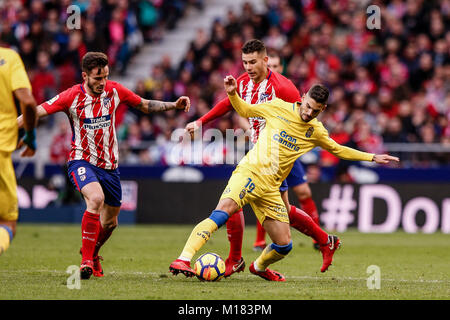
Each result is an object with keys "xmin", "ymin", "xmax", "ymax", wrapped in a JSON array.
[
  {"xmin": 279, "ymin": 158, "xmax": 307, "ymax": 192},
  {"xmin": 67, "ymin": 160, "xmax": 122, "ymax": 207}
]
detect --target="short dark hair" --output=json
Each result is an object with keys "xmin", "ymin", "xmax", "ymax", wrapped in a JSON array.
[
  {"xmin": 241, "ymin": 39, "xmax": 267, "ymax": 55},
  {"xmin": 308, "ymin": 84, "xmax": 329, "ymax": 104},
  {"xmin": 81, "ymin": 52, "xmax": 108, "ymax": 73}
]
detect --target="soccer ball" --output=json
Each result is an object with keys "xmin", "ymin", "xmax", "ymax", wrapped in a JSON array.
[{"xmin": 194, "ymin": 252, "xmax": 226, "ymax": 281}]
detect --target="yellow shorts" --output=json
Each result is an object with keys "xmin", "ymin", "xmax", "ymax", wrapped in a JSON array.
[
  {"xmin": 220, "ymin": 166, "xmax": 289, "ymax": 225},
  {"xmin": 0, "ymin": 151, "xmax": 18, "ymax": 221}
]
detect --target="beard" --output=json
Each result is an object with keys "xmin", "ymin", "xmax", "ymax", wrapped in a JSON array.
[{"xmin": 87, "ymin": 79, "xmax": 104, "ymax": 95}]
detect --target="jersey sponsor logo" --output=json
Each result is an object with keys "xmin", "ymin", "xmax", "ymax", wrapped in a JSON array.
[
  {"xmin": 196, "ymin": 231, "xmax": 211, "ymax": 240},
  {"xmin": 82, "ymin": 115, "xmax": 111, "ymax": 130},
  {"xmin": 277, "ymin": 115, "xmax": 291, "ymax": 124},
  {"xmin": 273, "ymin": 130, "xmax": 300, "ymax": 152},
  {"xmin": 267, "ymin": 204, "xmax": 288, "ymax": 217},
  {"xmin": 305, "ymin": 127, "xmax": 314, "ymax": 138}
]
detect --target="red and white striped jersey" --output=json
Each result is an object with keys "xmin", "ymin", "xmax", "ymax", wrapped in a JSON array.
[
  {"xmin": 42, "ymin": 81, "xmax": 141, "ymax": 170},
  {"xmin": 236, "ymin": 69, "xmax": 301, "ymax": 144}
]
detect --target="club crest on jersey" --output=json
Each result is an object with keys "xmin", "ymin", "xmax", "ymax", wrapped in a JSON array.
[
  {"xmin": 258, "ymin": 93, "xmax": 271, "ymax": 103},
  {"xmin": 102, "ymin": 97, "xmax": 111, "ymax": 109},
  {"xmin": 306, "ymin": 127, "xmax": 314, "ymax": 138},
  {"xmin": 239, "ymin": 189, "xmax": 247, "ymax": 199},
  {"xmin": 0, "ymin": 59, "xmax": 5, "ymax": 66}
]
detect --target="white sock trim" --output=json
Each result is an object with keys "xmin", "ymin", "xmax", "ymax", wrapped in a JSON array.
[
  {"xmin": 178, "ymin": 256, "xmax": 191, "ymax": 262},
  {"xmin": 254, "ymin": 261, "xmax": 266, "ymax": 272}
]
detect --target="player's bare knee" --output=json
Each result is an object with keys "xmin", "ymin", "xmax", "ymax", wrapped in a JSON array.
[
  {"xmin": 275, "ymin": 235, "xmax": 292, "ymax": 247},
  {"xmin": 215, "ymin": 199, "xmax": 238, "ymax": 216},
  {"xmin": 294, "ymin": 184, "xmax": 312, "ymax": 200},
  {"xmin": 87, "ymin": 193, "xmax": 105, "ymax": 210}
]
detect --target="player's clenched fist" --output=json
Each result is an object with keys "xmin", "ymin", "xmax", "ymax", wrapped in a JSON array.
[
  {"xmin": 185, "ymin": 120, "xmax": 200, "ymax": 138},
  {"xmin": 175, "ymin": 96, "xmax": 191, "ymax": 112},
  {"xmin": 224, "ymin": 75, "xmax": 237, "ymax": 95}
]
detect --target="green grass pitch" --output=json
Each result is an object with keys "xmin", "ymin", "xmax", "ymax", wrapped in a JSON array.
[{"xmin": 0, "ymin": 224, "xmax": 449, "ymax": 300}]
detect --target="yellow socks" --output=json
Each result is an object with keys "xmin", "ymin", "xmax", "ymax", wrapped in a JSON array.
[
  {"xmin": 254, "ymin": 241, "xmax": 293, "ymax": 271},
  {"xmin": 179, "ymin": 218, "xmax": 218, "ymax": 261},
  {"xmin": 178, "ymin": 210, "xmax": 230, "ymax": 261}
]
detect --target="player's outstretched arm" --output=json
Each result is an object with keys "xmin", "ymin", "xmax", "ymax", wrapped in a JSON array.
[
  {"xmin": 317, "ymin": 133, "xmax": 399, "ymax": 164},
  {"xmin": 136, "ymin": 96, "xmax": 190, "ymax": 114},
  {"xmin": 185, "ymin": 98, "xmax": 233, "ymax": 136},
  {"xmin": 17, "ymin": 105, "xmax": 48, "ymax": 129},
  {"xmin": 14, "ymin": 88, "xmax": 39, "ymax": 157}
]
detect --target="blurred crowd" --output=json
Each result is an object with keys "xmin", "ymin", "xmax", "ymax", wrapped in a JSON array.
[
  {"xmin": 2, "ymin": 0, "xmax": 450, "ymax": 172},
  {"xmin": 0, "ymin": 0, "xmax": 197, "ymax": 102},
  {"xmin": 118, "ymin": 0, "xmax": 450, "ymax": 169}
]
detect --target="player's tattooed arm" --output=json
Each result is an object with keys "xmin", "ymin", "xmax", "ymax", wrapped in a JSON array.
[{"xmin": 137, "ymin": 96, "xmax": 190, "ymax": 114}]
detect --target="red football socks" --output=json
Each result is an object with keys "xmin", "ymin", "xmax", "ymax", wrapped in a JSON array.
[
  {"xmin": 94, "ymin": 224, "xmax": 114, "ymax": 257},
  {"xmin": 299, "ymin": 197, "xmax": 320, "ymax": 225},
  {"xmin": 226, "ymin": 209, "xmax": 245, "ymax": 261},
  {"xmin": 81, "ymin": 211, "xmax": 100, "ymax": 261},
  {"xmin": 289, "ymin": 205, "xmax": 328, "ymax": 245}
]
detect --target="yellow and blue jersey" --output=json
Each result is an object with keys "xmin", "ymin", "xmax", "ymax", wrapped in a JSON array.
[
  {"xmin": 0, "ymin": 47, "xmax": 32, "ymax": 222},
  {"xmin": 0, "ymin": 47, "xmax": 32, "ymax": 152},
  {"xmin": 228, "ymin": 93, "xmax": 374, "ymax": 191}
]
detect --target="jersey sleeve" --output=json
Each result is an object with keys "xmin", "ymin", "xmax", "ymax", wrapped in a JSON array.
[
  {"xmin": 41, "ymin": 88, "xmax": 73, "ymax": 114},
  {"xmin": 228, "ymin": 93, "xmax": 275, "ymax": 119},
  {"xmin": 10, "ymin": 51, "xmax": 32, "ymax": 91},
  {"xmin": 114, "ymin": 81, "xmax": 142, "ymax": 107},
  {"xmin": 277, "ymin": 79, "xmax": 301, "ymax": 103},
  {"xmin": 314, "ymin": 123, "xmax": 374, "ymax": 161},
  {"xmin": 198, "ymin": 97, "xmax": 233, "ymax": 124}
]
